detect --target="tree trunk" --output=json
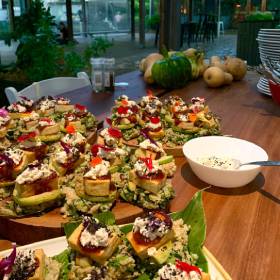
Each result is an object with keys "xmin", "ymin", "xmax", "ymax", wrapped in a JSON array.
[
  {"xmin": 139, "ymin": 0, "xmax": 145, "ymax": 47},
  {"xmin": 8, "ymin": 0, "xmax": 15, "ymax": 32},
  {"xmin": 159, "ymin": 0, "xmax": 181, "ymax": 51},
  {"xmin": 131, "ymin": 0, "xmax": 135, "ymax": 41},
  {"xmin": 66, "ymin": 0, "xmax": 74, "ymax": 40},
  {"xmin": 81, "ymin": 0, "xmax": 87, "ymax": 37},
  {"xmin": 261, "ymin": 0, "xmax": 267, "ymax": 11}
]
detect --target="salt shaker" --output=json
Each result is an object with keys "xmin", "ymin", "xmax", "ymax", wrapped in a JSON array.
[
  {"xmin": 104, "ymin": 58, "xmax": 115, "ymax": 93},
  {"xmin": 91, "ymin": 58, "xmax": 104, "ymax": 93}
]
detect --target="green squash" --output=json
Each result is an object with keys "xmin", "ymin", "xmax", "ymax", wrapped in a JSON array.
[{"xmin": 152, "ymin": 53, "xmax": 192, "ymax": 89}]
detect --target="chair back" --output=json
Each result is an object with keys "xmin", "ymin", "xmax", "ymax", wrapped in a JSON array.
[{"xmin": 5, "ymin": 72, "xmax": 92, "ymax": 104}]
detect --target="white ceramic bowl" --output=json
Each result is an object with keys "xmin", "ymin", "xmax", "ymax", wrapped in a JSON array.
[{"xmin": 183, "ymin": 136, "xmax": 268, "ymax": 188}]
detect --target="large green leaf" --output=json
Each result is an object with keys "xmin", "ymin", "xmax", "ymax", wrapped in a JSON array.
[
  {"xmin": 63, "ymin": 211, "xmax": 116, "ymax": 238},
  {"xmin": 171, "ymin": 190, "xmax": 208, "ymax": 272},
  {"xmin": 52, "ymin": 249, "xmax": 71, "ymax": 280}
]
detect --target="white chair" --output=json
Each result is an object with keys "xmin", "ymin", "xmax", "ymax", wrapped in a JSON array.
[
  {"xmin": 5, "ymin": 72, "xmax": 92, "ymax": 104},
  {"xmin": 217, "ymin": 21, "xmax": 224, "ymax": 37}
]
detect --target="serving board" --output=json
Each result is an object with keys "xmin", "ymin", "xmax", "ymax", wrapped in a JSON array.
[
  {"xmin": 0, "ymin": 236, "xmax": 232, "ymax": 280},
  {"xmin": 0, "ymin": 202, "xmax": 143, "ymax": 245}
]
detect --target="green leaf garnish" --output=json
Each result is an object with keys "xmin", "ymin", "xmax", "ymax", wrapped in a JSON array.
[
  {"xmin": 171, "ymin": 190, "xmax": 208, "ymax": 272},
  {"xmin": 52, "ymin": 249, "xmax": 71, "ymax": 280}
]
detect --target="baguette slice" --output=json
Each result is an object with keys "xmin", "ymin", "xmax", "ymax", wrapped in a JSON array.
[
  {"xmin": 55, "ymin": 104, "xmax": 74, "ymax": 113},
  {"xmin": 130, "ymin": 170, "xmax": 167, "ymax": 194},
  {"xmin": 84, "ymin": 178, "xmax": 110, "ymax": 196},
  {"xmin": 148, "ymin": 129, "xmax": 165, "ymax": 140},
  {"xmin": 12, "ymin": 151, "xmax": 36, "ymax": 178},
  {"xmin": 127, "ymin": 229, "xmax": 175, "ymax": 259},
  {"xmin": 16, "ymin": 176, "xmax": 59, "ymax": 198},
  {"xmin": 68, "ymin": 224, "xmax": 121, "ymax": 265},
  {"xmin": 50, "ymin": 154, "xmax": 84, "ymax": 176},
  {"xmin": 38, "ymin": 108, "xmax": 55, "ymax": 116},
  {"xmin": 29, "ymin": 249, "xmax": 46, "ymax": 280},
  {"xmin": 0, "ymin": 126, "xmax": 8, "ymax": 138},
  {"xmin": 40, "ymin": 123, "xmax": 60, "ymax": 136}
]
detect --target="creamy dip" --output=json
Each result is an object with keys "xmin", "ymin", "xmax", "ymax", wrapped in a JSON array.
[{"xmin": 197, "ymin": 156, "xmax": 239, "ymax": 170}]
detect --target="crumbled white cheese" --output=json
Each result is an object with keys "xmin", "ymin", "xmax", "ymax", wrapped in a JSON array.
[
  {"xmin": 145, "ymin": 121, "xmax": 162, "ymax": 130},
  {"xmin": 0, "ymin": 114, "xmax": 10, "ymax": 127},
  {"xmin": 139, "ymin": 139, "xmax": 164, "ymax": 153},
  {"xmin": 22, "ymin": 111, "xmax": 39, "ymax": 122},
  {"xmin": 133, "ymin": 216, "xmax": 169, "ymax": 241},
  {"xmin": 84, "ymin": 160, "xmax": 110, "ymax": 179},
  {"xmin": 7, "ymin": 103, "xmax": 27, "ymax": 113},
  {"xmin": 4, "ymin": 149, "xmax": 23, "ymax": 165},
  {"xmin": 97, "ymin": 147, "xmax": 127, "ymax": 160},
  {"xmin": 19, "ymin": 98, "xmax": 34, "ymax": 107},
  {"xmin": 158, "ymin": 264, "xmax": 188, "ymax": 280},
  {"xmin": 80, "ymin": 227, "xmax": 109, "ymax": 247},
  {"xmin": 134, "ymin": 159, "xmax": 161, "ymax": 177},
  {"xmin": 189, "ymin": 271, "xmax": 202, "ymax": 280},
  {"xmin": 55, "ymin": 97, "xmax": 70, "ymax": 105},
  {"xmin": 38, "ymin": 99, "xmax": 56, "ymax": 112},
  {"xmin": 177, "ymin": 114, "xmax": 188, "ymax": 122},
  {"xmin": 62, "ymin": 132, "xmax": 86, "ymax": 146},
  {"xmin": 16, "ymin": 163, "xmax": 55, "ymax": 184},
  {"xmin": 100, "ymin": 128, "xmax": 118, "ymax": 147},
  {"xmin": 55, "ymin": 146, "xmax": 79, "ymax": 164},
  {"xmin": 38, "ymin": 118, "xmax": 55, "ymax": 127}
]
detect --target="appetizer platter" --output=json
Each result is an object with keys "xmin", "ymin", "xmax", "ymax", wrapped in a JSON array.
[
  {"xmin": 0, "ymin": 93, "xmax": 221, "ymax": 244},
  {"xmin": 107, "ymin": 95, "xmax": 220, "ymax": 156},
  {"xmin": 0, "ymin": 191, "xmax": 232, "ymax": 280}
]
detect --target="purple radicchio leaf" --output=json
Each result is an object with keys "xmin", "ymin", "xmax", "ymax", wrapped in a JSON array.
[
  {"xmin": 60, "ymin": 141, "xmax": 71, "ymax": 154},
  {"xmin": 0, "ymin": 243, "xmax": 16, "ymax": 276},
  {"xmin": 0, "ymin": 109, "xmax": 8, "ymax": 118},
  {"xmin": 140, "ymin": 128, "xmax": 159, "ymax": 147}
]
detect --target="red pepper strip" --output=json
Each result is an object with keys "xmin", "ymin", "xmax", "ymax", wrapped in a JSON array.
[
  {"xmin": 75, "ymin": 103, "xmax": 87, "ymax": 111},
  {"xmin": 91, "ymin": 156, "xmax": 102, "ymax": 167},
  {"xmin": 176, "ymin": 260, "xmax": 201, "ymax": 276},
  {"xmin": 146, "ymin": 89, "xmax": 153, "ymax": 97},
  {"xmin": 106, "ymin": 118, "xmax": 112, "ymax": 126},
  {"xmin": 17, "ymin": 131, "xmax": 37, "ymax": 142},
  {"xmin": 150, "ymin": 116, "xmax": 160, "ymax": 124},
  {"xmin": 66, "ymin": 125, "xmax": 76, "ymax": 134},
  {"xmin": 139, "ymin": 156, "xmax": 153, "ymax": 170},
  {"xmin": 117, "ymin": 106, "xmax": 129, "ymax": 114},
  {"xmin": 108, "ymin": 127, "xmax": 122, "ymax": 138}
]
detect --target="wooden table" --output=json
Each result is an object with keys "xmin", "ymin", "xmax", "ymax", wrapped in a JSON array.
[{"xmin": 1, "ymin": 70, "xmax": 280, "ymax": 279}]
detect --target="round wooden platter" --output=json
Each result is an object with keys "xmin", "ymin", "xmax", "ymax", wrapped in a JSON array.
[{"xmin": 0, "ymin": 202, "xmax": 143, "ymax": 245}]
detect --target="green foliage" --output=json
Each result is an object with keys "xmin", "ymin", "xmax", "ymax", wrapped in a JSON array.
[
  {"xmin": 246, "ymin": 11, "xmax": 274, "ymax": 22},
  {"xmin": 52, "ymin": 249, "xmax": 71, "ymax": 280},
  {"xmin": 0, "ymin": 0, "xmax": 112, "ymax": 82},
  {"xmin": 83, "ymin": 37, "xmax": 113, "ymax": 66},
  {"xmin": 147, "ymin": 14, "xmax": 160, "ymax": 29}
]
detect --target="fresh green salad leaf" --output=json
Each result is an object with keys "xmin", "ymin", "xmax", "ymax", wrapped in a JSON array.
[
  {"xmin": 171, "ymin": 190, "xmax": 208, "ymax": 272},
  {"xmin": 52, "ymin": 249, "xmax": 71, "ymax": 280},
  {"xmin": 136, "ymin": 274, "xmax": 151, "ymax": 280},
  {"xmin": 63, "ymin": 221, "xmax": 81, "ymax": 238},
  {"xmin": 93, "ymin": 211, "xmax": 116, "ymax": 225}
]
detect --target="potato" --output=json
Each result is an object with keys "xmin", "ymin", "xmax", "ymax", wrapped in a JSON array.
[
  {"xmin": 143, "ymin": 53, "xmax": 163, "ymax": 72},
  {"xmin": 139, "ymin": 58, "xmax": 146, "ymax": 73},
  {"xmin": 203, "ymin": 66, "xmax": 225, "ymax": 88},
  {"xmin": 144, "ymin": 65, "xmax": 154, "ymax": 84},
  {"xmin": 224, "ymin": 72, "xmax": 233, "ymax": 85},
  {"xmin": 224, "ymin": 57, "xmax": 247, "ymax": 81},
  {"xmin": 210, "ymin": 56, "xmax": 227, "ymax": 71}
]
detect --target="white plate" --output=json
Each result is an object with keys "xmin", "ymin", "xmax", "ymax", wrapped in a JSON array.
[{"xmin": 0, "ymin": 237, "xmax": 232, "ymax": 280}]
